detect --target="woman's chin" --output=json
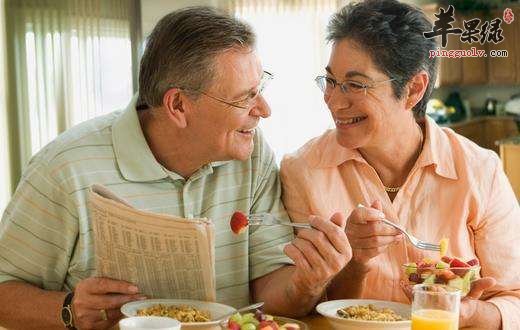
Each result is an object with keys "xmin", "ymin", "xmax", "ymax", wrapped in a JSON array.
[{"xmin": 335, "ymin": 131, "xmax": 368, "ymax": 149}]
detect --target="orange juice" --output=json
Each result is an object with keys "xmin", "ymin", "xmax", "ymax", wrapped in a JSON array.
[{"xmin": 412, "ymin": 309, "xmax": 458, "ymax": 330}]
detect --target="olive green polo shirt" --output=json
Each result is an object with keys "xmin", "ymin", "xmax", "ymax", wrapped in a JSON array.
[{"xmin": 0, "ymin": 96, "xmax": 294, "ymax": 307}]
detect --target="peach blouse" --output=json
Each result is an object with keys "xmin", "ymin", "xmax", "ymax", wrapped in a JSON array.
[{"xmin": 280, "ymin": 116, "xmax": 520, "ymax": 329}]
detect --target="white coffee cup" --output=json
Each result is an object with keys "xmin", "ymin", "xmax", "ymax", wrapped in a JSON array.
[{"xmin": 119, "ymin": 316, "xmax": 181, "ymax": 330}]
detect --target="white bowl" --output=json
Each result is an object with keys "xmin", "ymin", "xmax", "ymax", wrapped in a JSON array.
[
  {"xmin": 119, "ymin": 316, "xmax": 181, "ymax": 330},
  {"xmin": 316, "ymin": 299, "xmax": 411, "ymax": 330},
  {"xmin": 121, "ymin": 299, "xmax": 236, "ymax": 330}
]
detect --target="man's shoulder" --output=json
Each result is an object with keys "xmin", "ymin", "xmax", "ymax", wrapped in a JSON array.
[{"xmin": 28, "ymin": 111, "xmax": 121, "ymax": 174}]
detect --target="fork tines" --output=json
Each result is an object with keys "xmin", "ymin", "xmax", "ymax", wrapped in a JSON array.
[{"xmin": 417, "ymin": 242, "xmax": 441, "ymax": 251}]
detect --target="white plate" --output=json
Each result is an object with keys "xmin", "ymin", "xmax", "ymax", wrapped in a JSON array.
[
  {"xmin": 121, "ymin": 299, "xmax": 236, "ymax": 330},
  {"xmin": 316, "ymin": 299, "xmax": 411, "ymax": 330}
]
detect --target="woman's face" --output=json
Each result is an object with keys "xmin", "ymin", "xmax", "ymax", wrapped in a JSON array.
[{"xmin": 324, "ymin": 38, "xmax": 408, "ymax": 149}]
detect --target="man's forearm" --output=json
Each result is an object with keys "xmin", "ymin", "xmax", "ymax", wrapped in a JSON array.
[
  {"xmin": 0, "ymin": 280, "xmax": 66, "ymax": 330},
  {"xmin": 251, "ymin": 265, "xmax": 323, "ymax": 318},
  {"xmin": 326, "ymin": 260, "xmax": 370, "ymax": 300}
]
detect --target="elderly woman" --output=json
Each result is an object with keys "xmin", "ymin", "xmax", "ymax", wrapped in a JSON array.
[{"xmin": 280, "ymin": 0, "xmax": 520, "ymax": 328}]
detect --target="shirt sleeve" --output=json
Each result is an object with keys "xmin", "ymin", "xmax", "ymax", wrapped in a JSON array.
[
  {"xmin": 0, "ymin": 160, "xmax": 78, "ymax": 291},
  {"xmin": 474, "ymin": 154, "xmax": 520, "ymax": 330},
  {"xmin": 248, "ymin": 131, "xmax": 294, "ymax": 280}
]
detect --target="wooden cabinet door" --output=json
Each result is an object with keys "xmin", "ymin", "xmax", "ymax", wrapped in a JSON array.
[
  {"xmin": 461, "ymin": 13, "xmax": 488, "ymax": 85},
  {"xmin": 488, "ymin": 8, "xmax": 517, "ymax": 84},
  {"xmin": 500, "ymin": 143, "xmax": 520, "ymax": 199}
]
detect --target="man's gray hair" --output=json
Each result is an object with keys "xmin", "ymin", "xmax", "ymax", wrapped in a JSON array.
[{"xmin": 138, "ymin": 6, "xmax": 256, "ymax": 108}]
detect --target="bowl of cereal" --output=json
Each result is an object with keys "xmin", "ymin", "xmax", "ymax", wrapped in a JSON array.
[
  {"xmin": 316, "ymin": 299, "xmax": 411, "ymax": 330},
  {"xmin": 121, "ymin": 299, "xmax": 236, "ymax": 330}
]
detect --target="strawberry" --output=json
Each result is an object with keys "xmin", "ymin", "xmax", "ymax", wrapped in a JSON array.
[
  {"xmin": 441, "ymin": 256, "xmax": 453, "ymax": 264},
  {"xmin": 467, "ymin": 258, "xmax": 479, "ymax": 266},
  {"xmin": 230, "ymin": 211, "xmax": 248, "ymax": 234}
]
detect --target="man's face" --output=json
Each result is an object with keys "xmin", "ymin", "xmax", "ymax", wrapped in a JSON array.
[{"xmin": 185, "ymin": 48, "xmax": 270, "ymax": 161}]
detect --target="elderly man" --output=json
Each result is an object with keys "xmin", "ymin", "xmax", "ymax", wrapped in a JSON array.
[{"xmin": 0, "ymin": 6, "xmax": 351, "ymax": 330}]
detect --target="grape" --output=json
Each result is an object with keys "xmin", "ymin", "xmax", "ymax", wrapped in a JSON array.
[
  {"xmin": 241, "ymin": 323, "xmax": 257, "ymax": 330},
  {"xmin": 229, "ymin": 313, "xmax": 243, "ymax": 325}
]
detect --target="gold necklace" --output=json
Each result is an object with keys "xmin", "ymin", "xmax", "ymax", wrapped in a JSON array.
[{"xmin": 383, "ymin": 125, "xmax": 424, "ymax": 194}]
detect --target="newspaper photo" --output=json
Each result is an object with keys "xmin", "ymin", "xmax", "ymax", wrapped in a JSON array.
[{"xmin": 88, "ymin": 184, "xmax": 216, "ymax": 301}]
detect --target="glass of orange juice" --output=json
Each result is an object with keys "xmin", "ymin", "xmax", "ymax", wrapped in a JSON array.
[{"xmin": 411, "ymin": 284, "xmax": 461, "ymax": 330}]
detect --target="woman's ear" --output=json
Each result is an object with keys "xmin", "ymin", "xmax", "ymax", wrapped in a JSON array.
[
  {"xmin": 405, "ymin": 71, "xmax": 429, "ymax": 111},
  {"xmin": 163, "ymin": 88, "xmax": 187, "ymax": 128}
]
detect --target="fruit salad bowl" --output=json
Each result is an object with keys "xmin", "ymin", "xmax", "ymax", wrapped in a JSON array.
[{"xmin": 402, "ymin": 256, "xmax": 480, "ymax": 296}]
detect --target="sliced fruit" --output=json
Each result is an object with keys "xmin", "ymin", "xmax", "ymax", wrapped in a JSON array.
[
  {"xmin": 449, "ymin": 257, "xmax": 470, "ymax": 268},
  {"xmin": 229, "ymin": 313, "xmax": 242, "ymax": 325},
  {"xmin": 439, "ymin": 238, "xmax": 449, "ymax": 257},
  {"xmin": 467, "ymin": 258, "xmax": 479, "ymax": 266},
  {"xmin": 241, "ymin": 313, "xmax": 259, "ymax": 326},
  {"xmin": 462, "ymin": 270, "xmax": 474, "ymax": 294},
  {"xmin": 230, "ymin": 211, "xmax": 249, "ymax": 234},
  {"xmin": 437, "ymin": 269, "xmax": 457, "ymax": 282},
  {"xmin": 228, "ymin": 320, "xmax": 241, "ymax": 330},
  {"xmin": 405, "ymin": 262, "xmax": 417, "ymax": 275},
  {"xmin": 409, "ymin": 272, "xmax": 421, "ymax": 283},
  {"xmin": 423, "ymin": 274, "xmax": 436, "ymax": 284},
  {"xmin": 448, "ymin": 277, "xmax": 464, "ymax": 292},
  {"xmin": 241, "ymin": 323, "xmax": 257, "ymax": 330},
  {"xmin": 441, "ymin": 256, "xmax": 453, "ymax": 264},
  {"xmin": 435, "ymin": 261, "xmax": 449, "ymax": 269}
]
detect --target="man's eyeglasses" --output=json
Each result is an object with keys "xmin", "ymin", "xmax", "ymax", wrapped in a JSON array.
[
  {"xmin": 181, "ymin": 71, "xmax": 273, "ymax": 110},
  {"xmin": 315, "ymin": 76, "xmax": 395, "ymax": 96}
]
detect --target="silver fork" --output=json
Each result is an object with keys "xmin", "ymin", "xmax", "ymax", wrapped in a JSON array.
[
  {"xmin": 248, "ymin": 213, "xmax": 311, "ymax": 229},
  {"xmin": 357, "ymin": 204, "xmax": 440, "ymax": 251}
]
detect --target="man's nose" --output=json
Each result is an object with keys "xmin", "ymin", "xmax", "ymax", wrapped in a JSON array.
[{"xmin": 249, "ymin": 95, "xmax": 271, "ymax": 118}]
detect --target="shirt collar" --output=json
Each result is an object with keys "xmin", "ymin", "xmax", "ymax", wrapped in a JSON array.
[
  {"xmin": 306, "ymin": 116, "xmax": 458, "ymax": 180},
  {"xmin": 304, "ymin": 129, "xmax": 365, "ymax": 168},
  {"xmin": 112, "ymin": 95, "xmax": 230, "ymax": 182},
  {"xmin": 417, "ymin": 115, "xmax": 458, "ymax": 180}
]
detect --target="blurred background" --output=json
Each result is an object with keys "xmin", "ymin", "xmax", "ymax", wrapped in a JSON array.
[{"xmin": 1, "ymin": 0, "xmax": 519, "ymax": 213}]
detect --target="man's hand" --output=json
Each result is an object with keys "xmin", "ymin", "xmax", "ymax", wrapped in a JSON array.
[
  {"xmin": 346, "ymin": 200, "xmax": 402, "ymax": 267},
  {"xmin": 284, "ymin": 212, "xmax": 352, "ymax": 297},
  {"xmin": 72, "ymin": 277, "xmax": 146, "ymax": 329}
]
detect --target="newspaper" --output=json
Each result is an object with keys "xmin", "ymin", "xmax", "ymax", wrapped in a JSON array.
[{"xmin": 88, "ymin": 184, "xmax": 216, "ymax": 301}]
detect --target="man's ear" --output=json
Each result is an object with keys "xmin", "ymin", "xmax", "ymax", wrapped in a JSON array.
[
  {"xmin": 405, "ymin": 70, "xmax": 429, "ymax": 111},
  {"xmin": 163, "ymin": 88, "xmax": 187, "ymax": 128}
]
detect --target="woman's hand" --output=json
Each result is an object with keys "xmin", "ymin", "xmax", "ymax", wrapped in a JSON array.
[{"xmin": 345, "ymin": 200, "xmax": 402, "ymax": 268}]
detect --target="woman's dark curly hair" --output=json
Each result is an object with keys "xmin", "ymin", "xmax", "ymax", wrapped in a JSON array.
[{"xmin": 327, "ymin": 0, "xmax": 438, "ymax": 118}]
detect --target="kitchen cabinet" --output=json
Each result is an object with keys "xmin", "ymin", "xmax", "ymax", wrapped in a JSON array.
[
  {"xmin": 461, "ymin": 13, "xmax": 488, "ymax": 85},
  {"xmin": 423, "ymin": 5, "xmax": 520, "ymax": 86},
  {"xmin": 448, "ymin": 116, "xmax": 519, "ymax": 153},
  {"xmin": 500, "ymin": 138, "xmax": 520, "ymax": 200},
  {"xmin": 488, "ymin": 8, "xmax": 518, "ymax": 84}
]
